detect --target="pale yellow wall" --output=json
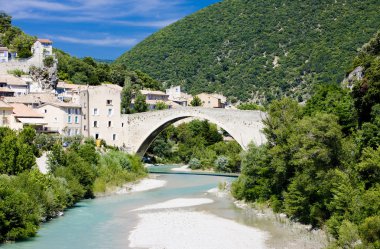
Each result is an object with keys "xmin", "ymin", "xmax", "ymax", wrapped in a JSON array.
[
  {"xmin": 0, "ymin": 108, "xmax": 13, "ymax": 127},
  {"xmin": 81, "ymin": 85, "xmax": 122, "ymax": 147},
  {"xmin": 37, "ymin": 104, "xmax": 81, "ymax": 135},
  {"xmin": 197, "ymin": 93, "xmax": 221, "ymax": 108}
]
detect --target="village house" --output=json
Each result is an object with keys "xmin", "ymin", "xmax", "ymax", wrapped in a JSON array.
[
  {"xmin": 80, "ymin": 84, "xmax": 123, "ymax": 146},
  {"xmin": 137, "ymin": 89, "xmax": 180, "ymax": 110},
  {"xmin": 0, "ymin": 74, "xmax": 29, "ymax": 96},
  {"xmin": 0, "ymin": 47, "xmax": 9, "ymax": 62},
  {"xmin": 8, "ymin": 103, "xmax": 47, "ymax": 131},
  {"xmin": 0, "ymin": 100, "xmax": 13, "ymax": 127},
  {"xmin": 196, "ymin": 93, "xmax": 228, "ymax": 108},
  {"xmin": 55, "ymin": 81, "xmax": 86, "ymax": 103},
  {"xmin": 166, "ymin": 85, "xmax": 193, "ymax": 107},
  {"xmin": 37, "ymin": 102, "xmax": 82, "ymax": 135}
]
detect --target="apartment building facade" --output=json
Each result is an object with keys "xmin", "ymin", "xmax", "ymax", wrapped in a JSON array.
[
  {"xmin": 37, "ymin": 102, "xmax": 82, "ymax": 135},
  {"xmin": 80, "ymin": 84, "xmax": 122, "ymax": 146}
]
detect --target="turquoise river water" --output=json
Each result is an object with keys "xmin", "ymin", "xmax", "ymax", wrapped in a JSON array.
[{"xmin": 0, "ymin": 166, "xmax": 323, "ymax": 249}]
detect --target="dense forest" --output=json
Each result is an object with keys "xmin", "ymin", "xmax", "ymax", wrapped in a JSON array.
[
  {"xmin": 115, "ymin": 0, "xmax": 380, "ymax": 103},
  {"xmin": 0, "ymin": 129, "xmax": 146, "ymax": 242},
  {"xmin": 232, "ymin": 32, "xmax": 380, "ymax": 248}
]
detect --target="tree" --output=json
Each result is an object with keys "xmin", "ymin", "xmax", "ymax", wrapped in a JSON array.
[
  {"xmin": 190, "ymin": 96, "xmax": 202, "ymax": 106},
  {"xmin": 121, "ymin": 82, "xmax": 133, "ymax": 114},
  {"xmin": 0, "ymin": 12, "xmax": 12, "ymax": 33},
  {"xmin": 134, "ymin": 92, "xmax": 148, "ymax": 112},
  {"xmin": 155, "ymin": 101, "xmax": 168, "ymax": 110},
  {"xmin": 189, "ymin": 158, "xmax": 201, "ymax": 169},
  {"xmin": 43, "ymin": 56, "xmax": 54, "ymax": 68}
]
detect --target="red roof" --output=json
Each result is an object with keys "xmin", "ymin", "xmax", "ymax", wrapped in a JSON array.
[{"xmin": 37, "ymin": 39, "xmax": 53, "ymax": 44}]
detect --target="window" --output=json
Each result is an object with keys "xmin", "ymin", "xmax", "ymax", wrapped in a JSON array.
[
  {"xmin": 93, "ymin": 108, "xmax": 98, "ymax": 115},
  {"xmin": 68, "ymin": 116, "xmax": 72, "ymax": 123},
  {"xmin": 67, "ymin": 129, "xmax": 71, "ymax": 136},
  {"xmin": 112, "ymin": 134, "xmax": 116, "ymax": 141},
  {"xmin": 83, "ymin": 114, "xmax": 86, "ymax": 120},
  {"xmin": 68, "ymin": 108, "xmax": 72, "ymax": 114},
  {"xmin": 75, "ymin": 108, "xmax": 79, "ymax": 115},
  {"xmin": 108, "ymin": 121, "xmax": 112, "ymax": 127},
  {"xmin": 122, "ymin": 123, "xmax": 124, "ymax": 127},
  {"xmin": 75, "ymin": 116, "xmax": 79, "ymax": 124},
  {"xmin": 108, "ymin": 108, "xmax": 113, "ymax": 116},
  {"xmin": 44, "ymin": 109, "xmax": 47, "ymax": 113},
  {"xmin": 106, "ymin": 100, "xmax": 113, "ymax": 105},
  {"xmin": 93, "ymin": 121, "xmax": 98, "ymax": 127},
  {"xmin": 84, "ymin": 125, "xmax": 87, "ymax": 131},
  {"xmin": 95, "ymin": 133, "xmax": 99, "ymax": 139}
]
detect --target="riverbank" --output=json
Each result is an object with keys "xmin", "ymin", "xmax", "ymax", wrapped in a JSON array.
[
  {"xmin": 129, "ymin": 197, "xmax": 269, "ymax": 249},
  {"xmin": 95, "ymin": 176, "xmax": 167, "ymax": 197}
]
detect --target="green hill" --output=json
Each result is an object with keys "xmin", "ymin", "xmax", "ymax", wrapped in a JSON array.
[{"xmin": 115, "ymin": 0, "xmax": 380, "ymax": 102}]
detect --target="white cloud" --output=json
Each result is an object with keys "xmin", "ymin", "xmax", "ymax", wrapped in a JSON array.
[
  {"xmin": 2, "ymin": 0, "xmax": 186, "ymax": 27},
  {"xmin": 53, "ymin": 35, "xmax": 138, "ymax": 47}
]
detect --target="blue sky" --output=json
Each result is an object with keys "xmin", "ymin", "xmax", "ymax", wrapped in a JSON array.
[{"xmin": 2, "ymin": 0, "xmax": 220, "ymax": 59}]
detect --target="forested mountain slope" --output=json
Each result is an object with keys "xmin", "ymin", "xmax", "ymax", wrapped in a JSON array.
[{"xmin": 115, "ymin": 0, "xmax": 380, "ymax": 102}]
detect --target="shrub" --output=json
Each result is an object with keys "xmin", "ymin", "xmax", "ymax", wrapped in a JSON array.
[{"xmin": 189, "ymin": 158, "xmax": 201, "ymax": 169}]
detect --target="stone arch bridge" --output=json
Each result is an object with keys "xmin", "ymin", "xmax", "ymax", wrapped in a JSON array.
[{"xmin": 120, "ymin": 108, "xmax": 267, "ymax": 157}]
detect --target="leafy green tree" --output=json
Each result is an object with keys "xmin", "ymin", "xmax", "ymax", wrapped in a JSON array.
[
  {"xmin": 356, "ymin": 147, "xmax": 380, "ymax": 188},
  {"xmin": 134, "ymin": 92, "xmax": 148, "ymax": 112},
  {"xmin": 238, "ymin": 103, "xmax": 264, "ymax": 111},
  {"xmin": 189, "ymin": 158, "xmax": 201, "ymax": 170},
  {"xmin": 190, "ymin": 96, "xmax": 202, "ymax": 106},
  {"xmin": 155, "ymin": 101, "xmax": 168, "ymax": 110},
  {"xmin": 43, "ymin": 56, "xmax": 54, "ymax": 68},
  {"xmin": 304, "ymin": 84, "xmax": 357, "ymax": 134},
  {"xmin": 0, "ymin": 176, "xmax": 40, "ymax": 242},
  {"xmin": 359, "ymin": 216, "xmax": 380, "ymax": 248},
  {"xmin": 0, "ymin": 12, "xmax": 11, "ymax": 33},
  {"xmin": 48, "ymin": 143, "xmax": 67, "ymax": 172}
]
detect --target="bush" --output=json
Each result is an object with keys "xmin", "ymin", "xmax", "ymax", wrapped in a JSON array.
[
  {"xmin": 189, "ymin": 158, "xmax": 201, "ymax": 169},
  {"xmin": 214, "ymin": 156, "xmax": 230, "ymax": 172}
]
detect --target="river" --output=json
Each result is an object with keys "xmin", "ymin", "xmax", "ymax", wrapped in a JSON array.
[{"xmin": 1, "ymin": 165, "xmax": 326, "ymax": 249}]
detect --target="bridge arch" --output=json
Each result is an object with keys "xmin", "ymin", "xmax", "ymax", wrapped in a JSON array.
[{"xmin": 121, "ymin": 108, "xmax": 267, "ymax": 157}]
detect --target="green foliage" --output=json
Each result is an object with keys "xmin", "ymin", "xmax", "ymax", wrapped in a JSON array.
[
  {"xmin": 237, "ymin": 103, "xmax": 265, "ymax": 111},
  {"xmin": 0, "ymin": 176, "xmax": 40, "ymax": 242},
  {"xmin": 134, "ymin": 92, "xmax": 148, "ymax": 112},
  {"xmin": 188, "ymin": 158, "xmax": 201, "ymax": 170},
  {"xmin": 356, "ymin": 147, "xmax": 380, "ymax": 188},
  {"xmin": 43, "ymin": 56, "xmax": 54, "ymax": 68},
  {"xmin": 55, "ymin": 49, "xmax": 163, "ymax": 88},
  {"xmin": 351, "ymin": 32, "xmax": 380, "ymax": 125},
  {"xmin": 0, "ymin": 127, "xmax": 36, "ymax": 175},
  {"xmin": 155, "ymin": 101, "xmax": 168, "ymax": 110},
  {"xmin": 359, "ymin": 216, "xmax": 380, "ymax": 248},
  {"xmin": 115, "ymin": 0, "xmax": 380, "ymax": 102},
  {"xmin": 94, "ymin": 151, "xmax": 147, "ymax": 193},
  {"xmin": 190, "ymin": 96, "xmax": 202, "ymax": 106},
  {"xmin": 305, "ymin": 84, "xmax": 357, "ymax": 134},
  {"xmin": 148, "ymin": 120, "xmax": 239, "ymax": 171},
  {"xmin": 7, "ymin": 69, "xmax": 25, "ymax": 77}
]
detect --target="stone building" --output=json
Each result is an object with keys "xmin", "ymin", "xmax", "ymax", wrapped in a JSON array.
[
  {"xmin": 0, "ymin": 100, "xmax": 13, "ymax": 127},
  {"xmin": 196, "ymin": 93, "xmax": 227, "ymax": 108},
  {"xmin": 80, "ymin": 84, "xmax": 122, "ymax": 146},
  {"xmin": 37, "ymin": 102, "xmax": 82, "ymax": 135}
]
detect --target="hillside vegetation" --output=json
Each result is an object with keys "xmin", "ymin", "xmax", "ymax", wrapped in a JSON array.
[
  {"xmin": 115, "ymin": 0, "xmax": 380, "ymax": 102},
  {"xmin": 232, "ymin": 32, "xmax": 380, "ymax": 248}
]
